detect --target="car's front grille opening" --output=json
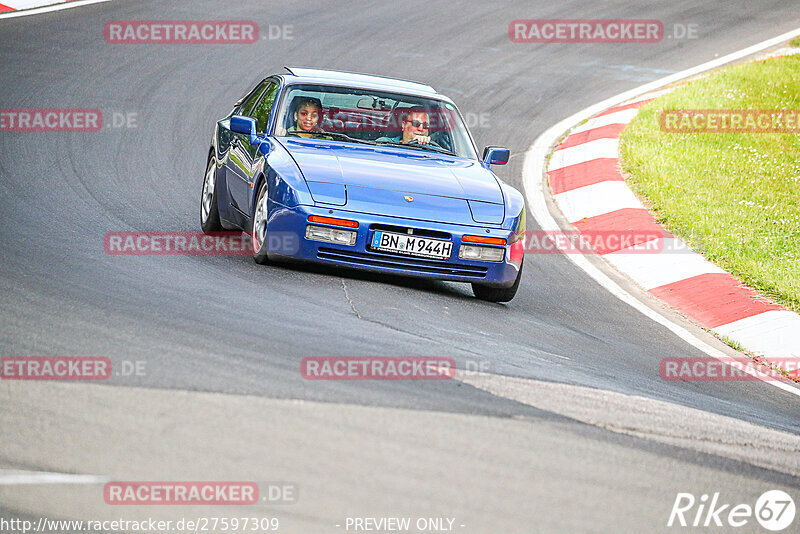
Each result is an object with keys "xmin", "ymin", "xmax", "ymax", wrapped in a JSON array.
[
  {"xmin": 368, "ymin": 224, "xmax": 451, "ymax": 240},
  {"xmin": 317, "ymin": 247, "xmax": 487, "ymax": 278}
]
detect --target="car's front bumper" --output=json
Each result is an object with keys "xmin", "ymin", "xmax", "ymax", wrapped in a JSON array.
[{"xmin": 265, "ymin": 203, "xmax": 523, "ymax": 286}]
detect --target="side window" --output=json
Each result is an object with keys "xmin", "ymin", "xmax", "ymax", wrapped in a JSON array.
[
  {"xmin": 237, "ymin": 79, "xmax": 270, "ymax": 117},
  {"xmin": 251, "ymin": 83, "xmax": 279, "ymax": 133}
]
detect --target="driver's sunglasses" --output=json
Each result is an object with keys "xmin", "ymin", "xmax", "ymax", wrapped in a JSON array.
[{"xmin": 407, "ymin": 119, "xmax": 429, "ymax": 129}]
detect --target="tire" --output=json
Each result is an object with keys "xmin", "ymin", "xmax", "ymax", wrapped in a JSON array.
[
  {"xmin": 251, "ymin": 179, "xmax": 270, "ymax": 265},
  {"xmin": 472, "ymin": 261, "xmax": 523, "ymax": 303},
  {"xmin": 200, "ymin": 156, "xmax": 223, "ymax": 233}
]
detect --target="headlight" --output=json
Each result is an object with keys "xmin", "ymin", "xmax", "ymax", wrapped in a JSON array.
[
  {"xmin": 305, "ymin": 225, "xmax": 357, "ymax": 245},
  {"xmin": 459, "ymin": 244, "xmax": 505, "ymax": 262}
]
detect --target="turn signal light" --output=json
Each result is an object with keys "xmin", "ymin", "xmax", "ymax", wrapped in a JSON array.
[
  {"xmin": 462, "ymin": 235, "xmax": 507, "ymax": 246},
  {"xmin": 308, "ymin": 215, "xmax": 359, "ymax": 228}
]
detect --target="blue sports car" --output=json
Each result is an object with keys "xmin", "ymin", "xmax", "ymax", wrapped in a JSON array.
[{"xmin": 200, "ymin": 67, "xmax": 526, "ymax": 302}]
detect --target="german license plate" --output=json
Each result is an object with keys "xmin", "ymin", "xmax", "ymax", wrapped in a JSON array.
[{"xmin": 370, "ymin": 231, "xmax": 452, "ymax": 260}]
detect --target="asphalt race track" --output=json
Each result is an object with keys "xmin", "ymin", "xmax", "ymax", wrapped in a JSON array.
[{"xmin": 1, "ymin": 1, "xmax": 800, "ymax": 532}]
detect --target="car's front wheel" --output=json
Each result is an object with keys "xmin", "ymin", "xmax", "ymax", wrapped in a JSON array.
[
  {"xmin": 252, "ymin": 180, "xmax": 270, "ymax": 264},
  {"xmin": 200, "ymin": 156, "xmax": 222, "ymax": 233},
  {"xmin": 472, "ymin": 261, "xmax": 523, "ymax": 303}
]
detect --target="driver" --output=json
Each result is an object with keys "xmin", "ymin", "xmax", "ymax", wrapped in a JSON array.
[
  {"xmin": 287, "ymin": 97, "xmax": 327, "ymax": 139},
  {"xmin": 377, "ymin": 107, "xmax": 438, "ymax": 146}
]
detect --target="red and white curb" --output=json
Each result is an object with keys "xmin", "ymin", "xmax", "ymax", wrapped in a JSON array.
[
  {"xmin": 548, "ymin": 89, "xmax": 800, "ymax": 361},
  {"xmin": 524, "ymin": 28, "xmax": 800, "ymax": 396},
  {"xmin": 0, "ymin": 0, "xmax": 73, "ymax": 13},
  {"xmin": 0, "ymin": 0, "xmax": 108, "ymax": 18}
]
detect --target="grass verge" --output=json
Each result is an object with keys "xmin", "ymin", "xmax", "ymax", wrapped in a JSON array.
[{"xmin": 619, "ymin": 53, "xmax": 800, "ymax": 313}]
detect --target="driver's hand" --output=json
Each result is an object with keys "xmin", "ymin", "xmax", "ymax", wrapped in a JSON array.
[{"xmin": 411, "ymin": 134, "xmax": 431, "ymax": 145}]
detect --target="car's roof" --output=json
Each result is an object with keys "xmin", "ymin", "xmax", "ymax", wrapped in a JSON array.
[{"xmin": 282, "ymin": 66, "xmax": 439, "ymax": 97}]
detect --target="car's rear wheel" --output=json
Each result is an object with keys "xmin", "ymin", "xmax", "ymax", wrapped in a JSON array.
[
  {"xmin": 472, "ymin": 261, "xmax": 523, "ymax": 303},
  {"xmin": 252, "ymin": 180, "xmax": 270, "ymax": 264},
  {"xmin": 200, "ymin": 156, "xmax": 222, "ymax": 233}
]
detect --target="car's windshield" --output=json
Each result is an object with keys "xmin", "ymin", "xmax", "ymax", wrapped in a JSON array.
[{"xmin": 273, "ymin": 83, "xmax": 478, "ymax": 159}]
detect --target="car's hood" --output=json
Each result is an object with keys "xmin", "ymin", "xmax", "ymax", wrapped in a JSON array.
[{"xmin": 279, "ymin": 138, "xmax": 503, "ymax": 204}]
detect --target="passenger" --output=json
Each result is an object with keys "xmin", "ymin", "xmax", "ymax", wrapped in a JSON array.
[{"xmin": 288, "ymin": 97, "xmax": 326, "ymax": 138}]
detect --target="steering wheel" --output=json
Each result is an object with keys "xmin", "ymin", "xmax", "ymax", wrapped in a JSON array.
[
  {"xmin": 408, "ymin": 137, "xmax": 444, "ymax": 149},
  {"xmin": 430, "ymin": 132, "xmax": 453, "ymax": 152}
]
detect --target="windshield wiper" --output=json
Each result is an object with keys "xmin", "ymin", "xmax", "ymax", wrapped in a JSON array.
[
  {"xmin": 289, "ymin": 131, "xmax": 376, "ymax": 145},
  {"xmin": 325, "ymin": 132, "xmax": 378, "ymax": 145},
  {"xmin": 375, "ymin": 140, "xmax": 456, "ymax": 157}
]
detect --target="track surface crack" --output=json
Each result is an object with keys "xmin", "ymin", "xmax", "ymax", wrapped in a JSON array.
[
  {"xmin": 340, "ymin": 279, "xmax": 362, "ymax": 319},
  {"xmin": 337, "ymin": 279, "xmax": 484, "ymax": 353}
]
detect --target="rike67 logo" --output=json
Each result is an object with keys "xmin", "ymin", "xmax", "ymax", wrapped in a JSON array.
[{"xmin": 668, "ymin": 490, "xmax": 795, "ymax": 530}]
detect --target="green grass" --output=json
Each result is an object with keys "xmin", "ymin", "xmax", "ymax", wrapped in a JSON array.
[
  {"xmin": 619, "ymin": 54, "xmax": 800, "ymax": 313},
  {"xmin": 790, "ymin": 36, "xmax": 800, "ymax": 48},
  {"xmin": 713, "ymin": 332, "xmax": 800, "ymax": 383}
]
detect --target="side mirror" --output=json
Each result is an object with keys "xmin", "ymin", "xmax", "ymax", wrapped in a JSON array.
[
  {"xmin": 483, "ymin": 146, "xmax": 510, "ymax": 166},
  {"xmin": 230, "ymin": 115, "xmax": 257, "ymax": 145}
]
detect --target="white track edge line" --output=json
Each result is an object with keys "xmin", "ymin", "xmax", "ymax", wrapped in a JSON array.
[
  {"xmin": 0, "ymin": 0, "xmax": 110, "ymax": 19},
  {"xmin": 523, "ymin": 28, "xmax": 800, "ymax": 397},
  {"xmin": 0, "ymin": 470, "xmax": 108, "ymax": 485}
]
